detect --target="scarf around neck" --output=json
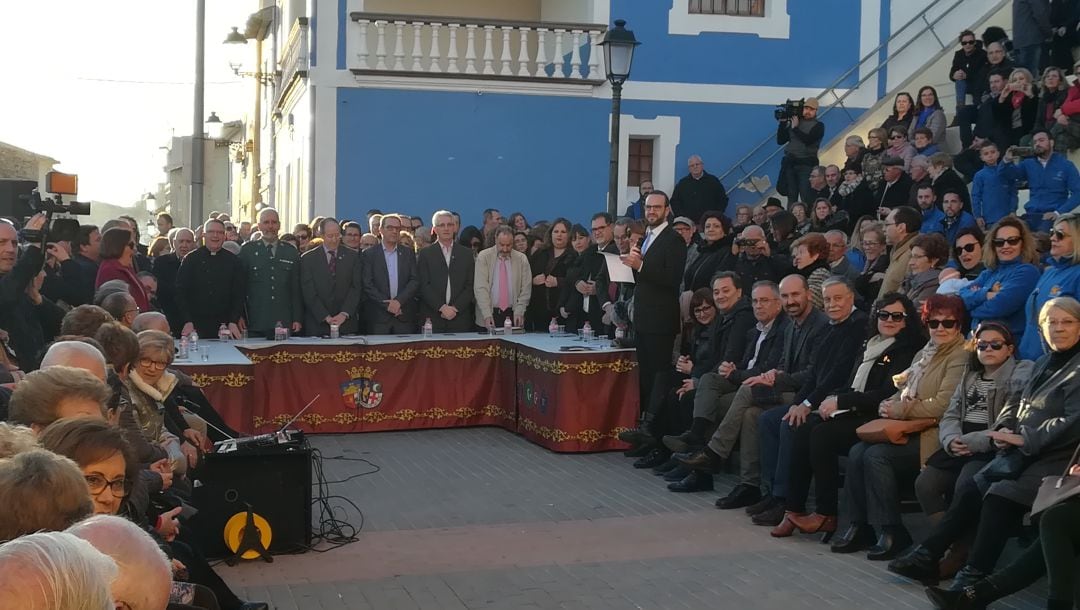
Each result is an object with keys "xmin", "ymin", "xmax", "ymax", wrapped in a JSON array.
[{"xmin": 851, "ymin": 335, "xmax": 897, "ymax": 393}]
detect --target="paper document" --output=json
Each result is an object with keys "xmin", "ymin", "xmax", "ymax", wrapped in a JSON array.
[{"xmin": 604, "ymin": 252, "xmax": 636, "ymax": 284}]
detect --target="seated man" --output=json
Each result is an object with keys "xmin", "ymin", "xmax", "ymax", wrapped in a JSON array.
[
  {"xmin": 67, "ymin": 515, "xmax": 172, "ymax": 610},
  {"xmin": 7, "ymin": 366, "xmax": 109, "ymax": 433},
  {"xmin": 59, "ymin": 304, "xmax": 113, "ymax": 339},
  {"xmin": 0, "ymin": 530, "xmax": 116, "ymax": 609},
  {"xmin": 100, "ymin": 291, "xmax": 139, "ymax": 328},
  {"xmin": 39, "ymin": 340, "xmax": 108, "ymax": 382},
  {"xmin": 132, "ymin": 311, "xmax": 170, "ymax": 333},
  {"xmin": 0, "ymin": 449, "xmax": 94, "ymax": 539}
]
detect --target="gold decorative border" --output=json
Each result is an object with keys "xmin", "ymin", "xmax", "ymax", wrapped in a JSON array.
[
  {"xmin": 243, "ymin": 343, "xmax": 507, "ymax": 365},
  {"xmin": 188, "ymin": 372, "xmax": 255, "ymax": 388},
  {"xmin": 518, "ymin": 417, "xmax": 632, "ymax": 444},
  {"xmin": 515, "ymin": 351, "xmax": 637, "ymax": 375},
  {"xmin": 253, "ymin": 404, "xmax": 515, "ymax": 429}
]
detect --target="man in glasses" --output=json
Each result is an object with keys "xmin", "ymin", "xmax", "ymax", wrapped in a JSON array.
[
  {"xmin": 1003, "ymin": 130, "xmax": 1080, "ymax": 231},
  {"xmin": 717, "ymin": 224, "xmax": 792, "ymax": 290},
  {"xmin": 176, "ymin": 218, "xmax": 245, "ymax": 339},
  {"xmin": 880, "ymin": 206, "xmax": 923, "ymax": 298},
  {"xmin": 948, "ymin": 30, "xmax": 986, "ymax": 123}
]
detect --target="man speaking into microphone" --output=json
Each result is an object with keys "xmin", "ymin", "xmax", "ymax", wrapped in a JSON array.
[{"xmin": 617, "ymin": 191, "xmax": 687, "ymax": 460}]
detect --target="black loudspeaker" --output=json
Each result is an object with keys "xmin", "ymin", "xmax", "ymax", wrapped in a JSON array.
[{"xmin": 192, "ymin": 443, "xmax": 312, "ymax": 558}]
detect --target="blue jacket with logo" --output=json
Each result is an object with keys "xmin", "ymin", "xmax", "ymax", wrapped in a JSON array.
[
  {"xmin": 958, "ymin": 258, "xmax": 1041, "ymax": 342},
  {"xmin": 1018, "ymin": 257, "xmax": 1080, "ymax": 360},
  {"xmin": 1000, "ymin": 153, "xmax": 1080, "ymax": 215},
  {"xmin": 919, "ymin": 207, "xmax": 946, "ymax": 234},
  {"xmin": 971, "ymin": 163, "xmax": 1018, "ymax": 225}
]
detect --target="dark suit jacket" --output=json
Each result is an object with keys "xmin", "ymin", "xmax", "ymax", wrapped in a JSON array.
[
  {"xmin": 729, "ymin": 314, "xmax": 790, "ymax": 384},
  {"xmin": 876, "ymin": 174, "xmax": 914, "ymax": 209},
  {"xmin": 632, "ymin": 225, "xmax": 687, "ymax": 337},
  {"xmin": 299, "ymin": 246, "xmax": 363, "ymax": 336},
  {"xmin": 152, "ymin": 253, "xmax": 182, "ymax": 336},
  {"xmin": 417, "ymin": 241, "xmax": 475, "ymax": 332},
  {"xmin": 362, "ymin": 244, "xmax": 419, "ymax": 327}
]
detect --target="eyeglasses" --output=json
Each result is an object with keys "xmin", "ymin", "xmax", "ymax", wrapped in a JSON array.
[
  {"xmin": 139, "ymin": 358, "xmax": 169, "ymax": 370},
  {"xmin": 862, "ymin": 240, "xmax": 882, "ymax": 247},
  {"xmin": 693, "ymin": 305, "xmax": 714, "ymax": 314},
  {"xmin": 976, "ymin": 340, "xmax": 1006, "ymax": 351},
  {"xmin": 954, "ymin": 243, "xmax": 978, "ymax": 256},
  {"xmin": 1052, "ymin": 229, "xmax": 1069, "ymax": 241},
  {"xmin": 927, "ymin": 319, "xmax": 959, "ymax": 329},
  {"xmin": 992, "ymin": 236, "xmax": 1023, "ymax": 248},
  {"xmin": 909, "ymin": 252, "xmax": 927, "ymax": 259},
  {"xmin": 889, "ymin": 135, "xmax": 904, "ymax": 140},
  {"xmin": 591, "ymin": 225, "xmax": 609, "ymax": 232},
  {"xmin": 297, "ymin": 233, "xmax": 311, "ymax": 240},
  {"xmin": 85, "ymin": 474, "xmax": 131, "ymax": 498},
  {"xmin": 876, "ymin": 311, "xmax": 905, "ymax": 322},
  {"xmin": 961, "ymin": 39, "xmax": 976, "ymax": 46}
]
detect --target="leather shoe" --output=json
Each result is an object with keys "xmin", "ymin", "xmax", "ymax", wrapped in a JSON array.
[
  {"xmin": 623, "ymin": 443, "xmax": 653, "ymax": 458},
  {"xmin": 830, "ymin": 523, "xmax": 877, "ymax": 554},
  {"xmin": 677, "ymin": 448, "xmax": 721, "ymax": 472},
  {"xmin": 770, "ymin": 512, "xmax": 803, "ymax": 538},
  {"xmin": 662, "ymin": 430, "xmax": 699, "ymax": 453},
  {"xmin": 632, "ymin": 447, "xmax": 669, "ymax": 469},
  {"xmin": 787, "ymin": 512, "xmax": 837, "ymax": 542},
  {"xmin": 925, "ymin": 586, "xmax": 985, "ymax": 610},
  {"xmin": 946, "ymin": 566, "xmax": 986, "ymax": 593},
  {"xmin": 752, "ymin": 503, "xmax": 786, "ymax": 526},
  {"xmin": 651, "ymin": 455, "xmax": 681, "ymax": 475},
  {"xmin": 887, "ymin": 544, "xmax": 940, "ymax": 585},
  {"xmin": 715, "ymin": 484, "xmax": 761, "ymax": 510},
  {"xmin": 866, "ymin": 526, "xmax": 912, "ymax": 561},
  {"xmin": 667, "ymin": 470, "xmax": 714, "ymax": 492},
  {"xmin": 745, "ymin": 494, "xmax": 777, "ymax": 516}
]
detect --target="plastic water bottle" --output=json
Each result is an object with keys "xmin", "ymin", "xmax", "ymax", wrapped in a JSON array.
[
  {"xmin": 582, "ymin": 321, "xmax": 593, "ymax": 342},
  {"xmin": 218, "ymin": 323, "xmax": 230, "ymax": 342},
  {"xmin": 548, "ymin": 318, "xmax": 558, "ymax": 337},
  {"xmin": 614, "ymin": 326, "xmax": 625, "ymax": 346},
  {"xmin": 503, "ymin": 316, "xmax": 513, "ymax": 335},
  {"xmin": 178, "ymin": 336, "xmax": 190, "ymax": 359},
  {"xmin": 188, "ymin": 331, "xmax": 199, "ymax": 352},
  {"xmin": 274, "ymin": 321, "xmax": 286, "ymax": 341},
  {"xmin": 422, "ymin": 318, "xmax": 433, "ymax": 338}
]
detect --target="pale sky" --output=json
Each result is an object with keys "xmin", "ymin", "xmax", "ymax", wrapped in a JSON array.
[{"xmin": 0, "ymin": 1, "xmax": 254, "ymax": 205}]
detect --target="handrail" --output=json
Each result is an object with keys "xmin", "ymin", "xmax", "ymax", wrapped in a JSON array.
[{"xmin": 716, "ymin": 0, "xmax": 1004, "ymax": 196}]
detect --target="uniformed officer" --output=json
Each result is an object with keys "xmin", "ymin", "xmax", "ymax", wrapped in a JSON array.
[{"xmin": 239, "ymin": 207, "xmax": 303, "ymax": 337}]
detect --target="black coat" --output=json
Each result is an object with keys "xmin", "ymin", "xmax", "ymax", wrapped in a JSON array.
[
  {"xmin": 729, "ymin": 314, "xmax": 790, "ymax": 384},
  {"xmin": 416, "ymin": 242, "xmax": 475, "ymax": 333},
  {"xmin": 175, "ymin": 247, "xmax": 246, "ymax": 338},
  {"xmin": 839, "ymin": 181, "xmax": 876, "ymax": 227},
  {"xmin": 995, "ymin": 91, "xmax": 1041, "ymax": 147},
  {"xmin": 773, "ymin": 308, "xmax": 831, "ymax": 392},
  {"xmin": 682, "ymin": 236, "xmax": 732, "ymax": 293},
  {"xmin": 560, "ymin": 243, "xmax": 617, "ymax": 332},
  {"xmin": 670, "ymin": 171, "xmax": 729, "ymax": 222},
  {"xmin": 718, "ymin": 252, "xmax": 792, "ymax": 292},
  {"xmin": 949, "ymin": 47, "xmax": 988, "ymax": 89},
  {"xmin": 855, "ymin": 254, "xmax": 890, "ymax": 305},
  {"xmin": 708, "ymin": 298, "xmax": 756, "ymax": 373},
  {"xmin": 41, "ymin": 258, "xmax": 90, "ymax": 307},
  {"xmin": 835, "ymin": 336, "xmax": 923, "ymax": 417},
  {"xmin": 152, "ymin": 253, "xmax": 183, "ymax": 336},
  {"xmin": 793, "ymin": 309, "xmax": 871, "ymax": 408},
  {"xmin": 361, "ymin": 244, "xmax": 420, "ymax": 326},
  {"xmin": 632, "ymin": 225, "xmax": 687, "ymax": 337},
  {"xmin": 876, "ymin": 174, "xmax": 915, "ymax": 209},
  {"xmin": 0, "ymin": 246, "xmax": 62, "ymax": 371},
  {"xmin": 932, "ymin": 168, "xmax": 973, "ymax": 213},
  {"xmin": 526, "ymin": 246, "xmax": 575, "ymax": 330}
]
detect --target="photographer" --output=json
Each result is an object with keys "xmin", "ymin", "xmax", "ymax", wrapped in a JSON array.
[
  {"xmin": 776, "ymin": 97, "xmax": 825, "ymax": 204},
  {"xmin": 717, "ymin": 225, "xmax": 793, "ymax": 290},
  {"xmin": 0, "ymin": 213, "xmax": 64, "ymax": 372},
  {"xmin": 1002, "ymin": 130, "xmax": 1080, "ymax": 231}
]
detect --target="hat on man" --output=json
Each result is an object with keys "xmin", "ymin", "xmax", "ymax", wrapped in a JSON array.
[
  {"xmin": 881, "ymin": 155, "xmax": 905, "ymax": 167},
  {"xmin": 764, "ymin": 197, "xmax": 783, "ymax": 210},
  {"xmin": 804, "ymin": 97, "xmax": 819, "ymax": 110},
  {"xmin": 672, "ymin": 216, "xmax": 695, "ymax": 228}
]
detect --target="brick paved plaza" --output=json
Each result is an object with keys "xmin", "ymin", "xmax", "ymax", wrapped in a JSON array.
[{"xmin": 220, "ymin": 428, "xmax": 1045, "ymax": 609}]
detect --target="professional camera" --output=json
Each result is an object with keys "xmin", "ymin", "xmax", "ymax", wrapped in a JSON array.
[
  {"xmin": 18, "ymin": 172, "xmax": 90, "ymax": 244},
  {"xmin": 774, "ymin": 99, "xmax": 805, "ymax": 121},
  {"xmin": 735, "ymin": 237, "xmax": 761, "ymax": 248}
]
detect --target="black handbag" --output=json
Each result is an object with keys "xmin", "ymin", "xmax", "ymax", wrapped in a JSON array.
[
  {"xmin": 973, "ymin": 449, "xmax": 1027, "ymax": 495},
  {"xmin": 1030, "ymin": 441, "xmax": 1080, "ymax": 517}
]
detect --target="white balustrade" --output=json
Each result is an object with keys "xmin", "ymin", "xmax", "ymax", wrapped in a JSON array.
[{"xmin": 350, "ymin": 15, "xmax": 607, "ymax": 82}]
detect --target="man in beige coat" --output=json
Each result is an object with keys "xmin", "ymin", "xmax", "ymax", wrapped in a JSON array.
[
  {"xmin": 474, "ymin": 226, "xmax": 532, "ymax": 328},
  {"xmin": 879, "ymin": 206, "xmax": 922, "ymax": 298}
]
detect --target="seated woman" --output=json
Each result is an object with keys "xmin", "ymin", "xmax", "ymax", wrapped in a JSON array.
[
  {"xmin": 1018, "ymin": 212, "xmax": 1080, "ymax": 360},
  {"xmin": 38, "ymin": 417, "xmax": 267, "ymax": 610},
  {"xmin": 958, "ymin": 217, "xmax": 1041, "ymax": 344},
  {"xmin": 809, "ymin": 198, "xmax": 849, "ymax": 235},
  {"xmin": 902, "ymin": 233, "xmax": 948, "ymax": 309},
  {"xmin": 890, "ymin": 297, "xmax": 1080, "ymax": 592},
  {"xmin": 938, "ymin": 226, "xmax": 986, "ymax": 290},
  {"xmin": 855, "ymin": 224, "xmax": 890, "ymax": 304},
  {"xmin": 838, "ymin": 294, "xmax": 969, "ymax": 560},
  {"xmin": 846, "ymin": 216, "xmax": 878, "ymax": 272},
  {"xmin": 790, "ymin": 202, "xmax": 812, "ymax": 236},
  {"xmin": 913, "ymin": 323, "xmax": 1032, "ymax": 525},
  {"xmin": 771, "ymin": 293, "xmax": 922, "ymax": 547},
  {"xmin": 839, "ymin": 166, "xmax": 876, "ymax": 224},
  {"xmin": 791, "ymin": 233, "xmax": 832, "ymax": 310}
]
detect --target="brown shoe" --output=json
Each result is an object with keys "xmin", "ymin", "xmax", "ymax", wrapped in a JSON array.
[
  {"xmin": 788, "ymin": 512, "xmax": 837, "ymax": 535},
  {"xmin": 676, "ymin": 448, "xmax": 719, "ymax": 471},
  {"xmin": 770, "ymin": 512, "xmax": 804, "ymax": 538}
]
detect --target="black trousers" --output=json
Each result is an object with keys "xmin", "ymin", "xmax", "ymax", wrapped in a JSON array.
[
  {"xmin": 785, "ymin": 415, "xmax": 864, "ymax": 515},
  {"xmin": 922, "ymin": 478, "xmax": 1027, "ymax": 572},
  {"xmin": 1040, "ymin": 498, "xmax": 1080, "ymax": 603},
  {"xmin": 636, "ymin": 331, "xmax": 676, "ymax": 434}
]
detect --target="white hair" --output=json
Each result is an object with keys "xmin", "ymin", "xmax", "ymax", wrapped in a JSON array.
[
  {"xmin": 430, "ymin": 210, "xmax": 454, "ymax": 227},
  {"xmin": 0, "ymin": 531, "xmax": 117, "ymax": 610},
  {"xmin": 131, "ymin": 312, "xmax": 169, "ymax": 334},
  {"xmin": 68, "ymin": 515, "xmax": 172, "ymax": 610},
  {"xmin": 40, "ymin": 342, "xmax": 107, "ymax": 382}
]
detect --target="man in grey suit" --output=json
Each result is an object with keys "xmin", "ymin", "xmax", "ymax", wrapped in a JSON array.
[
  {"xmin": 362, "ymin": 215, "xmax": 418, "ymax": 334},
  {"xmin": 825, "ymin": 230, "xmax": 860, "ymax": 281},
  {"xmin": 299, "ymin": 218, "xmax": 363, "ymax": 336},
  {"xmin": 416, "ymin": 210, "xmax": 475, "ymax": 333}
]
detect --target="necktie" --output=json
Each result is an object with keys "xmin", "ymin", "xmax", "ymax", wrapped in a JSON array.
[
  {"xmin": 327, "ymin": 250, "xmax": 337, "ymax": 276},
  {"xmin": 641, "ymin": 230, "xmax": 653, "ymax": 254},
  {"xmin": 497, "ymin": 258, "xmax": 510, "ymax": 311}
]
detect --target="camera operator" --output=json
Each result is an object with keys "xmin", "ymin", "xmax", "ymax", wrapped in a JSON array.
[
  {"xmin": 717, "ymin": 225, "xmax": 793, "ymax": 290},
  {"xmin": 776, "ymin": 97, "xmax": 825, "ymax": 204},
  {"xmin": 0, "ymin": 213, "xmax": 65, "ymax": 372},
  {"xmin": 40, "ymin": 238, "xmax": 90, "ymax": 308}
]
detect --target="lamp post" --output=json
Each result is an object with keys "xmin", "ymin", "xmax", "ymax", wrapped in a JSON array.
[
  {"xmin": 191, "ymin": 0, "xmax": 206, "ymax": 226},
  {"xmin": 204, "ymin": 112, "xmax": 224, "ymax": 141},
  {"xmin": 599, "ymin": 19, "xmax": 640, "ymax": 217}
]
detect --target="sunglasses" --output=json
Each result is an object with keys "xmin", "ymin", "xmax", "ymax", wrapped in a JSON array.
[
  {"xmin": 927, "ymin": 319, "xmax": 959, "ymax": 329},
  {"xmin": 976, "ymin": 340, "xmax": 1007, "ymax": 351},
  {"xmin": 961, "ymin": 40, "xmax": 976, "ymax": 46},
  {"xmin": 1052, "ymin": 229, "xmax": 1069, "ymax": 241},
  {"xmin": 889, "ymin": 135, "xmax": 904, "ymax": 140},
  {"xmin": 876, "ymin": 311, "xmax": 905, "ymax": 322},
  {"xmin": 992, "ymin": 236, "xmax": 1022, "ymax": 248},
  {"xmin": 954, "ymin": 243, "xmax": 978, "ymax": 256}
]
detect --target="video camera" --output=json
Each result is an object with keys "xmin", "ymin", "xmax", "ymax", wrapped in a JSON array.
[
  {"xmin": 17, "ymin": 172, "xmax": 90, "ymax": 244},
  {"xmin": 774, "ymin": 99, "xmax": 806, "ymax": 121}
]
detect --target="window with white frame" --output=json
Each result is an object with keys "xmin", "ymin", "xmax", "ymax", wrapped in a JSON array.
[
  {"xmin": 670, "ymin": 0, "xmax": 788, "ymax": 39},
  {"xmin": 689, "ymin": 0, "xmax": 765, "ymax": 17}
]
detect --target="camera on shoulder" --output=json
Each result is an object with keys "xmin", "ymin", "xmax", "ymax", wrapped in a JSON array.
[
  {"xmin": 774, "ymin": 98, "xmax": 805, "ymax": 121},
  {"xmin": 14, "ymin": 172, "xmax": 91, "ymax": 243}
]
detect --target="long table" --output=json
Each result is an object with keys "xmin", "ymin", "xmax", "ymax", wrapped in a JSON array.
[{"xmin": 173, "ymin": 334, "xmax": 639, "ymax": 453}]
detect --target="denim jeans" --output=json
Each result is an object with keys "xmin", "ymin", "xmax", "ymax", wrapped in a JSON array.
[{"xmin": 759, "ymin": 402, "xmax": 796, "ymax": 499}]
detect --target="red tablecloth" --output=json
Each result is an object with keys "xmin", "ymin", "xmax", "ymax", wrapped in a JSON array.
[{"xmin": 177, "ymin": 364, "xmax": 256, "ymax": 435}]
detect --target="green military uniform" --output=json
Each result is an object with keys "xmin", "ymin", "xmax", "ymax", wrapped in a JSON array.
[{"xmin": 239, "ymin": 239, "xmax": 303, "ymax": 337}]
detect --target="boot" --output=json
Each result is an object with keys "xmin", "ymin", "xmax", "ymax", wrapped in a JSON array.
[
  {"xmin": 667, "ymin": 470, "xmax": 714, "ymax": 492},
  {"xmin": 770, "ymin": 511, "xmax": 804, "ymax": 537},
  {"xmin": 924, "ymin": 585, "xmax": 987, "ymax": 610},
  {"xmin": 651, "ymin": 455, "xmax": 681, "ymax": 475},
  {"xmin": 867, "ymin": 524, "xmax": 913, "ymax": 561},
  {"xmin": 623, "ymin": 443, "xmax": 653, "ymax": 458},
  {"xmin": 663, "ymin": 463, "xmax": 691, "ymax": 481},
  {"xmin": 830, "ymin": 523, "xmax": 877, "ymax": 554},
  {"xmin": 1046, "ymin": 600, "xmax": 1074, "ymax": 610},
  {"xmin": 677, "ymin": 446, "xmax": 723, "ymax": 472},
  {"xmin": 618, "ymin": 414, "xmax": 657, "ymax": 448},
  {"xmin": 632, "ymin": 447, "xmax": 670, "ymax": 469},
  {"xmin": 753, "ymin": 503, "xmax": 786, "ymax": 526},
  {"xmin": 745, "ymin": 494, "xmax": 777, "ymax": 516},
  {"xmin": 888, "ymin": 545, "xmax": 942, "ymax": 585},
  {"xmin": 662, "ymin": 417, "xmax": 710, "ymax": 452},
  {"xmin": 938, "ymin": 539, "xmax": 970, "ymax": 580},
  {"xmin": 715, "ymin": 484, "xmax": 761, "ymax": 510},
  {"xmin": 946, "ymin": 566, "xmax": 987, "ymax": 593}
]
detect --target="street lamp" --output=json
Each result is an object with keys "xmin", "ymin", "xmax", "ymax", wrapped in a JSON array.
[
  {"xmin": 599, "ymin": 19, "xmax": 640, "ymax": 217},
  {"xmin": 145, "ymin": 193, "xmax": 157, "ymax": 213},
  {"xmin": 223, "ymin": 26, "xmax": 247, "ymax": 74},
  {"xmin": 204, "ymin": 112, "xmax": 224, "ymax": 141}
]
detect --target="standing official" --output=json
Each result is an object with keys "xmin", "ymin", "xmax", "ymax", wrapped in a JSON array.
[
  {"xmin": 239, "ymin": 208, "xmax": 302, "ymax": 337},
  {"xmin": 362, "ymin": 215, "xmax": 419, "ymax": 334},
  {"xmin": 474, "ymin": 225, "xmax": 531, "ymax": 329},
  {"xmin": 153, "ymin": 228, "xmax": 196, "ymax": 336},
  {"xmin": 175, "ymin": 219, "xmax": 245, "ymax": 338},
  {"xmin": 417, "ymin": 210, "xmax": 475, "ymax": 333},
  {"xmin": 300, "ymin": 218, "xmax": 363, "ymax": 336}
]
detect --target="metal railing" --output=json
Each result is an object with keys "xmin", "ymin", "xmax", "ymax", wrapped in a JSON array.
[{"xmin": 717, "ymin": 0, "xmax": 1009, "ymax": 197}]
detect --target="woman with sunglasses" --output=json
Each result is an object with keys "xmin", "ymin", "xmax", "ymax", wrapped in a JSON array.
[
  {"xmin": 885, "ymin": 126, "xmax": 916, "ymax": 171},
  {"xmin": 772, "ymin": 293, "xmax": 922, "ymax": 548},
  {"xmin": 1019, "ymin": 213, "xmax": 1080, "ymax": 360},
  {"xmin": 881, "ymin": 92, "xmax": 916, "ymax": 133},
  {"xmin": 958, "ymin": 217, "xmax": 1041, "ymax": 343},
  {"xmin": 913, "ymin": 324, "xmax": 1031, "ymax": 551},
  {"xmin": 95, "ymin": 226, "xmax": 150, "ymax": 314},
  {"xmin": 892, "ymin": 297, "xmax": 1080, "ymax": 601},
  {"xmin": 939, "ymin": 226, "xmax": 986, "ymax": 287},
  {"xmin": 908, "ymin": 85, "xmax": 947, "ymax": 145}
]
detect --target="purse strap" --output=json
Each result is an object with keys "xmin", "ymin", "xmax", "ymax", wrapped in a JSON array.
[{"xmin": 1059, "ymin": 439, "xmax": 1080, "ymax": 479}]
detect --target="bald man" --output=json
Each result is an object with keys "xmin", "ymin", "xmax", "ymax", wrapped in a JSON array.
[
  {"xmin": 132, "ymin": 311, "xmax": 171, "ymax": 334},
  {"xmin": 39, "ymin": 341, "xmax": 108, "ymax": 382},
  {"xmin": 670, "ymin": 154, "xmax": 729, "ymax": 223},
  {"xmin": 68, "ymin": 515, "xmax": 172, "ymax": 610}
]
